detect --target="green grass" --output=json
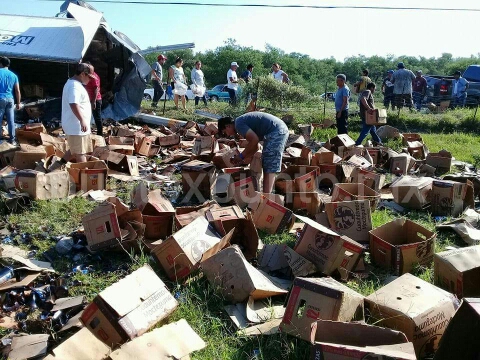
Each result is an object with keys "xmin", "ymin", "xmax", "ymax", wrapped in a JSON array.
[{"xmin": 3, "ymin": 103, "xmax": 480, "ymax": 359}]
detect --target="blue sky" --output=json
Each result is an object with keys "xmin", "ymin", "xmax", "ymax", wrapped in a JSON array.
[{"xmin": 1, "ymin": 0, "xmax": 479, "ymax": 60}]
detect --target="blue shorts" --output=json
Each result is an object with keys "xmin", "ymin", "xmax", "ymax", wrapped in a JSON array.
[{"xmin": 262, "ymin": 123, "xmax": 289, "ymax": 173}]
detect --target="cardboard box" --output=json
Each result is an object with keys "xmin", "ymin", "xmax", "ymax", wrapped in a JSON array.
[
  {"xmin": 212, "ymin": 169, "xmax": 257, "ymax": 208},
  {"xmin": 331, "ymin": 183, "xmax": 380, "ymax": 210},
  {"xmin": 365, "ymin": 273, "xmax": 458, "ymax": 358},
  {"xmin": 249, "ymin": 150, "xmax": 263, "ymax": 175},
  {"xmin": 67, "ymin": 160, "xmax": 108, "ymax": 192},
  {"xmin": 284, "ymin": 192, "xmax": 323, "ymax": 217},
  {"xmin": 390, "ymin": 153, "xmax": 415, "ymax": 175},
  {"xmin": 426, "ymin": 150, "xmax": 452, "ymax": 171},
  {"xmin": 12, "ymin": 151, "xmax": 47, "ymax": 170},
  {"xmin": 294, "ymin": 214, "xmax": 364, "ymax": 279},
  {"xmin": 15, "ymin": 170, "xmax": 69, "ymax": 200},
  {"xmin": 390, "ymin": 175, "xmax": 433, "ymax": 210},
  {"xmin": 280, "ymin": 277, "xmax": 364, "ymax": 341},
  {"xmin": 205, "ymin": 205, "xmax": 245, "ymax": 229},
  {"xmin": 0, "ymin": 142, "xmax": 19, "ymax": 167},
  {"xmin": 318, "ymin": 163, "xmax": 353, "ymax": 187},
  {"xmin": 81, "ymin": 265, "xmax": 178, "ymax": 347},
  {"xmin": 275, "ymin": 165, "xmax": 320, "ymax": 194},
  {"xmin": 284, "ymin": 144, "xmax": 312, "ymax": 166},
  {"xmin": 192, "ymin": 135, "xmax": 218, "ymax": 155},
  {"xmin": 251, "ymin": 194, "xmax": 295, "ymax": 234},
  {"xmin": 158, "ymin": 134, "xmax": 181, "ymax": 147},
  {"xmin": 174, "ymin": 201, "xmax": 220, "ymax": 229},
  {"xmin": 216, "ymin": 214, "xmax": 259, "ymax": 260},
  {"xmin": 366, "ymin": 108, "xmax": 387, "ymax": 125},
  {"xmin": 407, "ymin": 140, "xmax": 428, "ymax": 160},
  {"xmin": 431, "ymin": 179, "xmax": 474, "ymax": 217},
  {"xmin": 350, "ymin": 167, "xmax": 385, "ymax": 191},
  {"xmin": 182, "ymin": 160, "xmax": 216, "ymax": 201},
  {"xmin": 152, "ymin": 217, "xmax": 223, "ymax": 280},
  {"xmin": 402, "ymin": 133, "xmax": 423, "ymax": 146},
  {"xmin": 109, "ymin": 136, "xmax": 135, "ymax": 146},
  {"xmin": 346, "ymin": 154, "xmax": 372, "ymax": 169},
  {"xmin": 201, "ymin": 245, "xmax": 289, "ymax": 303},
  {"xmin": 82, "ymin": 201, "xmax": 129, "ymax": 250},
  {"xmin": 309, "ymin": 321, "xmax": 416, "ymax": 360},
  {"xmin": 325, "ymin": 200, "xmax": 372, "ymax": 245},
  {"xmin": 132, "ymin": 185, "xmax": 175, "ymax": 240},
  {"xmin": 324, "ymin": 134, "xmax": 356, "ymax": 154},
  {"xmin": 434, "ymin": 246, "xmax": 480, "ymax": 298},
  {"xmin": 212, "ymin": 148, "xmax": 240, "ymax": 169},
  {"xmin": 136, "ymin": 136, "xmax": 160, "ymax": 157},
  {"xmin": 311, "ymin": 147, "xmax": 341, "ymax": 167},
  {"xmin": 369, "ymin": 218, "xmax": 436, "ymax": 275},
  {"xmin": 435, "ymin": 298, "xmax": 480, "ymax": 360}
]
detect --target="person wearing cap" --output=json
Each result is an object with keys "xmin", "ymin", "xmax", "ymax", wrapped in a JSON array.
[
  {"xmin": 0, "ymin": 57, "xmax": 21, "ymax": 145},
  {"xmin": 391, "ymin": 62, "xmax": 415, "ymax": 110},
  {"xmin": 271, "ymin": 63, "xmax": 289, "ymax": 83},
  {"xmin": 334, "ymin": 74, "xmax": 350, "ymax": 134},
  {"xmin": 151, "ymin": 54, "xmax": 167, "ymax": 107},
  {"xmin": 382, "ymin": 70, "xmax": 395, "ymax": 110},
  {"xmin": 452, "ymin": 70, "xmax": 469, "ymax": 107},
  {"xmin": 83, "ymin": 62, "xmax": 103, "ymax": 136},
  {"xmin": 227, "ymin": 62, "xmax": 239, "ymax": 105},
  {"xmin": 412, "ymin": 70, "xmax": 427, "ymax": 110},
  {"xmin": 61, "ymin": 63, "xmax": 93, "ymax": 163},
  {"xmin": 218, "ymin": 112, "xmax": 289, "ymax": 193}
]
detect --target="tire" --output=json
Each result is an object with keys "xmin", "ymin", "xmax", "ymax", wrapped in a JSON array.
[
  {"xmin": 210, "ymin": 95, "xmax": 219, "ymax": 102},
  {"xmin": 143, "ymin": 94, "xmax": 152, "ymax": 101}
]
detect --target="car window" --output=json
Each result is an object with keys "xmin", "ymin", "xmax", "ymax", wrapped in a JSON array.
[
  {"xmin": 222, "ymin": 86, "xmax": 228, "ymax": 92},
  {"xmin": 212, "ymin": 85, "xmax": 223, "ymax": 91}
]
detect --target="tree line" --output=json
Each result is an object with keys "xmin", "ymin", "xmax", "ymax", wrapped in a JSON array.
[{"xmin": 143, "ymin": 39, "xmax": 480, "ymax": 93}]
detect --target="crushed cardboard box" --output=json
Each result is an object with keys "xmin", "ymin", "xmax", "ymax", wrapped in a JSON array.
[
  {"xmin": 430, "ymin": 179, "xmax": 474, "ymax": 217},
  {"xmin": 81, "ymin": 265, "xmax": 178, "ymax": 347},
  {"xmin": 331, "ymin": 183, "xmax": 380, "ymax": 211},
  {"xmin": 390, "ymin": 175, "xmax": 433, "ymax": 210},
  {"xmin": 365, "ymin": 273, "xmax": 458, "ymax": 358},
  {"xmin": 275, "ymin": 165, "xmax": 320, "ymax": 194},
  {"xmin": 434, "ymin": 298, "xmax": 480, "ymax": 360},
  {"xmin": 309, "ymin": 320, "xmax": 416, "ymax": 360},
  {"xmin": 294, "ymin": 215, "xmax": 364, "ymax": 280},
  {"xmin": 201, "ymin": 245, "xmax": 290, "ymax": 303},
  {"xmin": 280, "ymin": 277, "xmax": 364, "ymax": 341},
  {"xmin": 251, "ymin": 194, "xmax": 295, "ymax": 234}
]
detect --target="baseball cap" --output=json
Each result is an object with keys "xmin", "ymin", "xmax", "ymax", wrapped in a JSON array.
[
  {"xmin": 336, "ymin": 74, "xmax": 346, "ymax": 81},
  {"xmin": 231, "ymin": 62, "xmax": 238, "ymax": 66},
  {"xmin": 157, "ymin": 54, "xmax": 167, "ymax": 61},
  {"xmin": 416, "ymin": 70, "xmax": 423, "ymax": 74},
  {"xmin": 387, "ymin": 70, "xmax": 394, "ymax": 74},
  {"xmin": 397, "ymin": 62, "xmax": 405, "ymax": 69},
  {"xmin": 77, "ymin": 63, "xmax": 95, "ymax": 78}
]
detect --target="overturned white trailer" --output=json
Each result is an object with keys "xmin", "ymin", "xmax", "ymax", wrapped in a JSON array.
[{"xmin": 0, "ymin": 2, "xmax": 151, "ymax": 122}]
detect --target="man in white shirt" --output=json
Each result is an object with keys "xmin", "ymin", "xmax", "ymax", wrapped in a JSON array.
[
  {"xmin": 61, "ymin": 63, "xmax": 93, "ymax": 162},
  {"xmin": 191, "ymin": 60, "xmax": 208, "ymax": 106},
  {"xmin": 227, "ymin": 61, "xmax": 239, "ymax": 105},
  {"xmin": 271, "ymin": 63, "xmax": 289, "ymax": 83}
]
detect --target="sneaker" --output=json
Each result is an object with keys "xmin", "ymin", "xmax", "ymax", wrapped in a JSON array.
[{"xmin": 9, "ymin": 140, "xmax": 18, "ymax": 147}]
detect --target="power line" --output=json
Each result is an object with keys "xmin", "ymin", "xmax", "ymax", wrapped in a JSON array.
[{"xmin": 40, "ymin": 0, "xmax": 480, "ymax": 12}]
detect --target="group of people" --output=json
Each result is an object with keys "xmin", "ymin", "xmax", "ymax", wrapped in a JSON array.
[
  {"xmin": 150, "ymin": 56, "xmax": 293, "ymax": 108},
  {"xmin": 150, "ymin": 55, "xmax": 207, "ymax": 111},
  {"xmin": 0, "ymin": 57, "xmax": 102, "ymax": 148}
]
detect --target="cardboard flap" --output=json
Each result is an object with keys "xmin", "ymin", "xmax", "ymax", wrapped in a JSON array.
[
  {"xmin": 201, "ymin": 228, "xmax": 234, "ymax": 262},
  {"xmin": 311, "ymin": 320, "xmax": 409, "ymax": 346},
  {"xmin": 9, "ymin": 334, "xmax": 49, "ymax": 360},
  {"xmin": 182, "ymin": 160, "xmax": 216, "ymax": 171},
  {"xmin": 46, "ymin": 328, "xmax": 110, "ymax": 360},
  {"xmin": 109, "ymin": 319, "xmax": 206, "ymax": 360},
  {"xmin": 52, "ymin": 296, "xmax": 85, "ymax": 311},
  {"xmin": 283, "ymin": 246, "xmax": 318, "ymax": 277},
  {"xmin": 246, "ymin": 296, "xmax": 286, "ymax": 323},
  {"xmin": 295, "ymin": 214, "xmax": 340, "ymax": 236},
  {"xmin": 99, "ymin": 265, "xmax": 167, "ymax": 317}
]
